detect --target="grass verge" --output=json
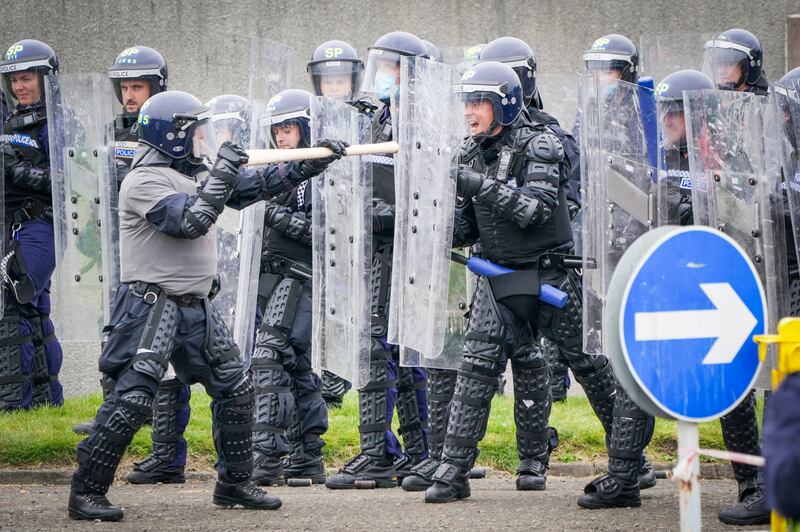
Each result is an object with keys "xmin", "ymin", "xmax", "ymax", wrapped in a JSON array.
[{"xmin": 0, "ymin": 389, "xmax": 755, "ymax": 472}]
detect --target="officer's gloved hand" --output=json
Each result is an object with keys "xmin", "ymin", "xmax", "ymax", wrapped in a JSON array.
[
  {"xmin": 212, "ymin": 141, "xmax": 249, "ymax": 185},
  {"xmin": 298, "ymin": 138, "xmax": 349, "ymax": 179},
  {"xmin": 456, "ymin": 164, "xmax": 484, "ymax": 198}
]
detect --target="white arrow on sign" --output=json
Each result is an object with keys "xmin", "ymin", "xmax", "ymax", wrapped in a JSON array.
[{"xmin": 634, "ymin": 282, "xmax": 757, "ymax": 365}]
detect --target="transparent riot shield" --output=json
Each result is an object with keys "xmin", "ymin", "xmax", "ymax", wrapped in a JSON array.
[
  {"xmin": 654, "ymin": 98, "xmax": 701, "ymax": 226},
  {"xmin": 45, "ymin": 73, "xmax": 116, "ymax": 342},
  {"xmin": 232, "ymin": 38, "xmax": 294, "ymax": 365},
  {"xmin": 639, "ymin": 32, "xmax": 718, "ymax": 85},
  {"xmin": 779, "ymin": 79, "xmax": 800, "ymax": 275},
  {"xmin": 580, "ymin": 74, "xmax": 654, "ymax": 354},
  {"xmin": 401, "ymin": 249, "xmax": 470, "ymax": 369},
  {"xmin": 309, "ymin": 97, "xmax": 371, "ymax": 388},
  {"xmin": 389, "ymin": 56, "xmax": 464, "ymax": 368},
  {"xmin": 685, "ymin": 89, "xmax": 789, "ymax": 384}
]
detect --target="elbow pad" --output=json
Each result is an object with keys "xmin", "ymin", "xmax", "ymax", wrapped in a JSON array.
[{"xmin": 180, "ymin": 172, "xmax": 235, "ymax": 239}]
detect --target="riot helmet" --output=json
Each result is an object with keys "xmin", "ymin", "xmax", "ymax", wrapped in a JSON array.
[
  {"xmin": 361, "ymin": 31, "xmax": 429, "ymax": 103},
  {"xmin": 422, "ymin": 40, "xmax": 443, "ymax": 63},
  {"xmin": 454, "ymin": 61, "xmax": 523, "ymax": 141},
  {"xmin": 307, "ymin": 40, "xmax": 363, "ymax": 102},
  {"xmin": 655, "ymin": 69, "xmax": 714, "ymax": 148},
  {"xmin": 582, "ymin": 34, "xmax": 639, "ymax": 83},
  {"xmin": 263, "ymin": 89, "xmax": 311, "ymax": 149},
  {"xmin": 108, "ymin": 46, "xmax": 168, "ymax": 113},
  {"xmin": 703, "ymin": 29, "xmax": 764, "ymax": 91},
  {"xmin": 478, "ymin": 37, "xmax": 538, "ymax": 107},
  {"xmin": 0, "ymin": 39, "xmax": 58, "ymax": 109}
]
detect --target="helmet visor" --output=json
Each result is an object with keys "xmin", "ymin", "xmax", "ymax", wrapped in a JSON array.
[
  {"xmin": 187, "ymin": 118, "xmax": 219, "ymax": 165},
  {"xmin": 309, "ymin": 61, "xmax": 361, "ymax": 100},
  {"xmin": 361, "ymin": 49, "xmax": 404, "ymax": 101}
]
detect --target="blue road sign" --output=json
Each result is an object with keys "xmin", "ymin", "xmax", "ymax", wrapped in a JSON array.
[{"xmin": 618, "ymin": 226, "xmax": 766, "ymax": 422}]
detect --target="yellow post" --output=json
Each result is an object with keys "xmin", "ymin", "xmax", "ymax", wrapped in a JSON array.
[{"xmin": 753, "ymin": 317, "xmax": 800, "ymax": 532}]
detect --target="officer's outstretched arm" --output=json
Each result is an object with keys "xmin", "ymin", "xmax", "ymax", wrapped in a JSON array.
[
  {"xmin": 467, "ymin": 131, "xmax": 564, "ymax": 229},
  {"xmin": 263, "ymin": 201, "xmax": 312, "ymax": 246},
  {"xmin": 256, "ymin": 139, "xmax": 348, "ymax": 200},
  {"xmin": 136, "ymin": 142, "xmax": 247, "ymax": 239},
  {"xmin": 4, "ymin": 143, "xmax": 50, "ymax": 191}
]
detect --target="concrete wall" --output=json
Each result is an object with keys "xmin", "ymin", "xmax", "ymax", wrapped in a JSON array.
[
  {"xmin": 2, "ymin": 0, "xmax": 797, "ymax": 101},
  {"xmin": 2, "ymin": 0, "xmax": 798, "ymax": 397}
]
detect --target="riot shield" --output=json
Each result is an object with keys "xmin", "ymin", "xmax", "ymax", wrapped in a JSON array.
[
  {"xmin": 654, "ymin": 97, "xmax": 702, "ymax": 226},
  {"xmin": 579, "ymin": 74, "xmax": 654, "ymax": 354},
  {"xmin": 685, "ymin": 89, "xmax": 789, "ymax": 375},
  {"xmin": 389, "ymin": 55, "xmax": 464, "ymax": 368},
  {"xmin": 309, "ymin": 97, "xmax": 371, "ymax": 388},
  {"xmin": 639, "ymin": 32, "xmax": 718, "ymax": 85},
  {"xmin": 232, "ymin": 38, "xmax": 294, "ymax": 365},
  {"xmin": 45, "ymin": 73, "xmax": 116, "ymax": 343},
  {"xmin": 778, "ymin": 79, "xmax": 800, "ymax": 275}
]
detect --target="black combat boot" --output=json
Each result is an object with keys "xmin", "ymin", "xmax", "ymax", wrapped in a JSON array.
[
  {"xmin": 425, "ymin": 462, "xmax": 471, "ymax": 503},
  {"xmin": 212, "ymin": 481, "xmax": 282, "ymax": 510},
  {"xmin": 68, "ymin": 491, "xmax": 124, "ymax": 522}
]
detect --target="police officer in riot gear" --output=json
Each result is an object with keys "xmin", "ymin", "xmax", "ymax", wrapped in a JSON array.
[
  {"xmin": 477, "ymin": 36, "xmax": 581, "ymax": 404},
  {"xmin": 704, "ymin": 28, "xmax": 768, "ymax": 94},
  {"xmin": 0, "ymin": 39, "xmax": 64, "ymax": 411},
  {"xmin": 578, "ymin": 69, "xmax": 714, "ymax": 509},
  {"xmin": 426, "ymin": 61, "xmax": 571, "ymax": 502},
  {"xmin": 249, "ymin": 89, "xmax": 340, "ymax": 486},
  {"xmin": 68, "ymin": 89, "xmax": 345, "ymax": 521},
  {"xmin": 704, "ymin": 28, "xmax": 770, "ymax": 526},
  {"xmin": 126, "ymin": 94, "xmax": 252, "ymax": 485},
  {"xmin": 326, "ymin": 31, "xmax": 431, "ymax": 489},
  {"xmin": 307, "ymin": 39, "xmax": 363, "ymax": 407}
]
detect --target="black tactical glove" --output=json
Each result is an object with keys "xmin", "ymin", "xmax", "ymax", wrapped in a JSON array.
[
  {"xmin": 298, "ymin": 138, "xmax": 349, "ymax": 179},
  {"xmin": 211, "ymin": 141, "xmax": 249, "ymax": 185},
  {"xmin": 456, "ymin": 164, "xmax": 484, "ymax": 199}
]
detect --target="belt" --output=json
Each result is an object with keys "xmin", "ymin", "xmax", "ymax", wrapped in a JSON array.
[
  {"xmin": 128, "ymin": 281, "xmax": 204, "ymax": 307},
  {"xmin": 7, "ymin": 198, "xmax": 53, "ymax": 224}
]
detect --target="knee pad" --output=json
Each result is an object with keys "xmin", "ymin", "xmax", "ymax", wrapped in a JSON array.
[
  {"xmin": 0, "ymin": 304, "xmax": 32, "ymax": 409},
  {"xmin": 511, "ymin": 347, "xmax": 551, "ymax": 461},
  {"xmin": 213, "ymin": 377, "xmax": 256, "ymax": 482}
]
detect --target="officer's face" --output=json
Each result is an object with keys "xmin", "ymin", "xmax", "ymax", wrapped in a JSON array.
[
  {"xmin": 715, "ymin": 62, "xmax": 744, "ymax": 91},
  {"xmin": 273, "ymin": 123, "xmax": 301, "ymax": 149},
  {"xmin": 464, "ymin": 99, "xmax": 498, "ymax": 136},
  {"xmin": 120, "ymin": 80, "xmax": 151, "ymax": 114},
  {"xmin": 377, "ymin": 59, "xmax": 401, "ymax": 84},
  {"xmin": 10, "ymin": 71, "xmax": 41, "ymax": 106},
  {"xmin": 320, "ymin": 74, "xmax": 353, "ymax": 100},
  {"xmin": 662, "ymin": 110, "xmax": 686, "ymax": 146}
]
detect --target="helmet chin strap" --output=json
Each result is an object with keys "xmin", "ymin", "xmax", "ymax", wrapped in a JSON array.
[{"xmin": 472, "ymin": 117, "xmax": 502, "ymax": 143}]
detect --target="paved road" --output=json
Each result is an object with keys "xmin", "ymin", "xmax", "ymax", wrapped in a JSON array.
[{"xmin": 0, "ymin": 474, "xmax": 763, "ymax": 531}]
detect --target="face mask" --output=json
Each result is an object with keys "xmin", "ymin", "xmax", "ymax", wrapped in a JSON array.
[
  {"xmin": 602, "ymin": 81, "xmax": 618, "ymax": 100},
  {"xmin": 374, "ymin": 71, "xmax": 398, "ymax": 101}
]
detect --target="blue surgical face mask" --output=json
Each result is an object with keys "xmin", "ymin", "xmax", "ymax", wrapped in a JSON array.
[
  {"xmin": 374, "ymin": 71, "xmax": 398, "ymax": 101},
  {"xmin": 602, "ymin": 81, "xmax": 618, "ymax": 99}
]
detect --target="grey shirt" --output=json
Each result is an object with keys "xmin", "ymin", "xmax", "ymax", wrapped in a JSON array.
[{"xmin": 118, "ymin": 149, "xmax": 217, "ymax": 297}]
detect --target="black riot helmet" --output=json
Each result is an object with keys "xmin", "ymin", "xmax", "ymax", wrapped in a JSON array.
[
  {"xmin": 582, "ymin": 34, "xmax": 639, "ymax": 83},
  {"xmin": 478, "ymin": 37, "xmax": 538, "ymax": 107},
  {"xmin": 307, "ymin": 40, "xmax": 363, "ymax": 102},
  {"xmin": 0, "ymin": 39, "xmax": 58, "ymax": 109},
  {"xmin": 108, "ymin": 46, "xmax": 168, "ymax": 105},
  {"xmin": 361, "ymin": 31, "xmax": 429, "ymax": 102},
  {"xmin": 704, "ymin": 29, "xmax": 765, "ymax": 91},
  {"xmin": 264, "ymin": 89, "xmax": 312, "ymax": 149}
]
